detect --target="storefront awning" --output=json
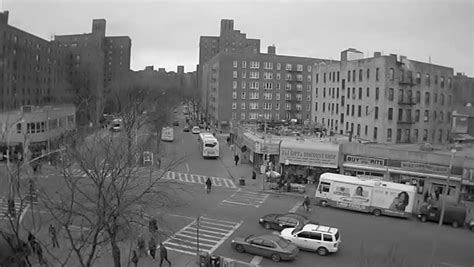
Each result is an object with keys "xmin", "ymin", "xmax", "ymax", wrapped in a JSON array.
[
  {"xmin": 279, "ymin": 139, "xmax": 340, "ymax": 168},
  {"xmin": 342, "ymin": 163, "xmax": 389, "ymax": 173}
]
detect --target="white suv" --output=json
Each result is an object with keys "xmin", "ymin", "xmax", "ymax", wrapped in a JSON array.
[{"xmin": 280, "ymin": 224, "xmax": 341, "ymax": 256}]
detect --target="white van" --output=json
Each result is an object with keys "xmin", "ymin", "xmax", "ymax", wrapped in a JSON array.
[{"xmin": 161, "ymin": 127, "xmax": 174, "ymax": 142}]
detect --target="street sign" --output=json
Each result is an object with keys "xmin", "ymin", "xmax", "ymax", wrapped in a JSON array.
[{"xmin": 143, "ymin": 151, "xmax": 153, "ymax": 165}]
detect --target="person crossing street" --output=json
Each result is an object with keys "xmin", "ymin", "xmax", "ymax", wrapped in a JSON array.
[{"xmin": 205, "ymin": 177, "xmax": 212, "ymax": 194}]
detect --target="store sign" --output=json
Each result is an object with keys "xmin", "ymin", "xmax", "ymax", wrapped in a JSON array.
[
  {"xmin": 345, "ymin": 155, "xmax": 386, "ymax": 167},
  {"xmin": 280, "ymin": 147, "xmax": 338, "ymax": 168},
  {"xmin": 401, "ymin": 162, "xmax": 449, "ymax": 174}
]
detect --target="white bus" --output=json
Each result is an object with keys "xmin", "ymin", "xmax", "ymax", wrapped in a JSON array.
[
  {"xmin": 198, "ymin": 133, "xmax": 219, "ymax": 158},
  {"xmin": 315, "ymin": 173, "xmax": 416, "ymax": 218},
  {"xmin": 110, "ymin": 118, "xmax": 123, "ymax": 132}
]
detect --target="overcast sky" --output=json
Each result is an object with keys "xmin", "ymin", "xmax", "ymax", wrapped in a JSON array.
[{"xmin": 2, "ymin": 0, "xmax": 473, "ymax": 75}]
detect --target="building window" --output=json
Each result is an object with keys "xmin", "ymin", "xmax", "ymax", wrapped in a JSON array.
[
  {"xmin": 233, "ymin": 81, "xmax": 237, "ymax": 89},
  {"xmin": 388, "ymin": 88, "xmax": 394, "ymax": 101},
  {"xmin": 425, "ymin": 73, "xmax": 431, "ymax": 86},
  {"xmin": 387, "ymin": 129, "xmax": 392, "ymax": 142},
  {"xmin": 241, "ymin": 113, "xmax": 246, "ymax": 120},
  {"xmin": 241, "ymin": 92, "xmax": 246, "ymax": 99},
  {"xmin": 448, "ymin": 77, "xmax": 452, "ymax": 88},
  {"xmin": 375, "ymin": 68, "xmax": 380, "ymax": 81},
  {"xmin": 434, "ymin": 93, "xmax": 438, "ymax": 103},
  {"xmin": 233, "ymin": 60, "xmax": 238, "ymax": 68},
  {"xmin": 250, "ymin": 92, "xmax": 259, "ymax": 100},
  {"xmin": 250, "ymin": 61, "xmax": 260, "ymax": 69},
  {"xmin": 322, "ymin": 103, "xmax": 326, "ymax": 112},
  {"xmin": 351, "ymin": 105, "xmax": 355, "ymax": 116},
  {"xmin": 414, "ymin": 129, "xmax": 419, "ymax": 141},
  {"xmin": 232, "ymin": 102, "xmax": 237, "ymax": 109},
  {"xmin": 297, "ymin": 64, "xmax": 303, "ymax": 71},
  {"xmin": 232, "ymin": 112, "xmax": 236, "ymax": 120},
  {"xmin": 352, "ymin": 70, "xmax": 356, "ymax": 82},
  {"xmin": 425, "ymin": 92, "xmax": 430, "ymax": 105},
  {"xmin": 440, "ymin": 94, "xmax": 445, "ymax": 105},
  {"xmin": 366, "ymin": 87, "xmax": 369, "ymax": 97},
  {"xmin": 307, "ymin": 75, "xmax": 312, "ymax": 82},
  {"xmin": 242, "ymin": 71, "xmax": 247, "ymax": 78},
  {"xmin": 314, "ymin": 102, "xmax": 318, "ymax": 111},
  {"xmin": 232, "ymin": 92, "xmax": 237, "ymax": 99},
  {"xmin": 307, "ymin": 65, "xmax": 312, "ymax": 72},
  {"xmin": 396, "ymin": 129, "xmax": 402, "ymax": 142},
  {"xmin": 242, "ymin": 81, "xmax": 246, "ymax": 89},
  {"xmin": 440, "ymin": 76, "xmax": 445, "ymax": 88},
  {"xmin": 276, "ymin": 63, "xmax": 281, "ymax": 70},
  {"xmin": 250, "ymin": 71, "xmax": 260, "ymax": 79},
  {"xmin": 389, "ymin": 68, "xmax": 394, "ymax": 81},
  {"xmin": 423, "ymin": 129, "xmax": 428, "ymax": 141},
  {"xmin": 276, "ymin": 93, "xmax": 280, "ymax": 100},
  {"xmin": 416, "ymin": 91, "xmax": 421, "ymax": 103},
  {"xmin": 375, "ymin": 87, "xmax": 379, "ymax": 100},
  {"xmin": 276, "ymin": 73, "xmax": 281, "ymax": 80},
  {"xmin": 358, "ymin": 87, "xmax": 362, "ymax": 99},
  {"xmin": 264, "ymin": 62, "xmax": 273, "ymax": 69},
  {"xmin": 347, "ymin": 88, "xmax": 350, "ymax": 98},
  {"xmin": 315, "ymin": 74, "xmax": 319, "ymax": 83},
  {"xmin": 323, "ymin": 73, "xmax": 326, "ymax": 83},
  {"xmin": 388, "ymin": 108, "xmax": 393, "ymax": 120},
  {"xmin": 416, "ymin": 72, "xmax": 421, "ymax": 84},
  {"xmin": 276, "ymin": 83, "xmax": 280, "ymax": 90},
  {"xmin": 358, "ymin": 105, "xmax": 362, "ymax": 117},
  {"xmin": 399, "ymin": 89, "xmax": 404, "ymax": 102},
  {"xmin": 250, "ymin": 81, "xmax": 259, "ymax": 89},
  {"xmin": 242, "ymin": 61, "xmax": 246, "ymax": 68},
  {"xmin": 337, "ymin": 71, "xmax": 340, "ymax": 82},
  {"xmin": 347, "ymin": 70, "xmax": 351, "ymax": 82},
  {"xmin": 352, "ymin": 87, "xmax": 356, "ymax": 99},
  {"xmin": 374, "ymin": 107, "xmax": 379, "ymax": 119},
  {"xmin": 285, "ymin": 63, "xmax": 292, "ymax": 70},
  {"xmin": 415, "ymin": 109, "xmax": 420, "ymax": 122},
  {"xmin": 366, "ymin": 69, "xmax": 370, "ymax": 80},
  {"xmin": 424, "ymin": 110, "xmax": 429, "ymax": 122},
  {"xmin": 358, "ymin": 69, "xmax": 362, "ymax": 82},
  {"xmin": 373, "ymin": 127, "xmax": 378, "ymax": 140},
  {"xmin": 233, "ymin": 71, "xmax": 238, "ymax": 78}
]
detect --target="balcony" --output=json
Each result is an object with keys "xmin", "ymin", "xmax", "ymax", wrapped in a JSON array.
[
  {"xmin": 398, "ymin": 98, "xmax": 416, "ymax": 105},
  {"xmin": 397, "ymin": 119, "xmax": 415, "ymax": 124},
  {"xmin": 399, "ymin": 78, "xmax": 415, "ymax": 86}
]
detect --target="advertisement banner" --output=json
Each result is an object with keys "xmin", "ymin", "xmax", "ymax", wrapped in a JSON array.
[
  {"xmin": 279, "ymin": 141, "xmax": 339, "ymax": 168},
  {"xmin": 332, "ymin": 182, "xmax": 371, "ymax": 212},
  {"xmin": 371, "ymin": 184, "xmax": 414, "ymax": 216}
]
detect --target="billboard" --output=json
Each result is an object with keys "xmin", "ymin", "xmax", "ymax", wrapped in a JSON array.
[
  {"xmin": 331, "ymin": 182, "xmax": 371, "ymax": 212},
  {"xmin": 371, "ymin": 185, "xmax": 414, "ymax": 216}
]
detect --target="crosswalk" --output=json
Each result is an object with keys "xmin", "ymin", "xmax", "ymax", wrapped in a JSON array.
[
  {"xmin": 40, "ymin": 167, "xmax": 238, "ymax": 189},
  {"xmin": 164, "ymin": 216, "xmax": 242, "ymax": 255},
  {"xmin": 0, "ymin": 198, "xmax": 30, "ymax": 220},
  {"xmin": 220, "ymin": 189, "xmax": 269, "ymax": 208}
]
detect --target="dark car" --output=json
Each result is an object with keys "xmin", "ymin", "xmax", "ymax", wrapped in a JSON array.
[
  {"xmin": 231, "ymin": 234, "xmax": 299, "ymax": 262},
  {"xmin": 259, "ymin": 213, "xmax": 311, "ymax": 231},
  {"xmin": 183, "ymin": 125, "xmax": 190, "ymax": 132},
  {"xmin": 418, "ymin": 203, "xmax": 467, "ymax": 228},
  {"xmin": 173, "ymin": 120, "xmax": 179, "ymax": 126}
]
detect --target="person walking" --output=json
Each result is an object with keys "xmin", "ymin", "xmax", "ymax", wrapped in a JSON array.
[
  {"xmin": 149, "ymin": 217, "xmax": 158, "ymax": 235},
  {"xmin": 234, "ymin": 154, "xmax": 240, "ymax": 166},
  {"xmin": 205, "ymin": 177, "xmax": 212, "ymax": 194},
  {"xmin": 137, "ymin": 234, "xmax": 146, "ymax": 257},
  {"xmin": 131, "ymin": 250, "xmax": 139, "ymax": 267},
  {"xmin": 159, "ymin": 242, "xmax": 172, "ymax": 266},
  {"xmin": 148, "ymin": 237, "xmax": 157, "ymax": 261},
  {"xmin": 49, "ymin": 224, "xmax": 59, "ymax": 248},
  {"xmin": 302, "ymin": 195, "xmax": 311, "ymax": 212},
  {"xmin": 252, "ymin": 170, "xmax": 257, "ymax": 180}
]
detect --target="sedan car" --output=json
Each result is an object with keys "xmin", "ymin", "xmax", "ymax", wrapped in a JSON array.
[
  {"xmin": 191, "ymin": 126, "xmax": 200, "ymax": 134},
  {"xmin": 183, "ymin": 125, "xmax": 190, "ymax": 132},
  {"xmin": 231, "ymin": 234, "xmax": 299, "ymax": 262},
  {"xmin": 173, "ymin": 120, "xmax": 179, "ymax": 126},
  {"xmin": 259, "ymin": 213, "xmax": 310, "ymax": 231}
]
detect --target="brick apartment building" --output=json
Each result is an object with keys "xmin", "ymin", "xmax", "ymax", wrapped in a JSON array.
[
  {"xmin": 312, "ymin": 48, "xmax": 454, "ymax": 144},
  {"xmin": 55, "ymin": 19, "xmax": 131, "ymax": 125},
  {"xmin": 0, "ymin": 11, "xmax": 68, "ymax": 112},
  {"xmin": 201, "ymin": 46, "xmax": 328, "ymax": 132}
]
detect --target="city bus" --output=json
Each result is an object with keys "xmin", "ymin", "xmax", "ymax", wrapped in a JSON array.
[
  {"xmin": 198, "ymin": 133, "xmax": 219, "ymax": 158},
  {"xmin": 315, "ymin": 173, "xmax": 416, "ymax": 218},
  {"xmin": 110, "ymin": 118, "xmax": 123, "ymax": 132}
]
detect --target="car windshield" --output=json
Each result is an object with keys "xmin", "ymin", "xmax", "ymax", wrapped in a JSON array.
[
  {"xmin": 274, "ymin": 237, "xmax": 290, "ymax": 248},
  {"xmin": 204, "ymin": 142, "xmax": 217, "ymax": 147}
]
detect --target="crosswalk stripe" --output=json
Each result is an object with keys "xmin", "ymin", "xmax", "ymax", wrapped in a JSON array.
[
  {"xmin": 162, "ymin": 171, "xmax": 236, "ymax": 188},
  {"xmin": 211, "ymin": 177, "xmax": 222, "ymax": 186}
]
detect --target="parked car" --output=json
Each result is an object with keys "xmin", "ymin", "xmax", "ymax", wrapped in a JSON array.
[
  {"xmin": 259, "ymin": 213, "xmax": 311, "ymax": 231},
  {"xmin": 173, "ymin": 120, "xmax": 179, "ymax": 126},
  {"xmin": 183, "ymin": 125, "xmax": 190, "ymax": 132},
  {"xmin": 191, "ymin": 126, "xmax": 200, "ymax": 134},
  {"xmin": 418, "ymin": 203, "xmax": 467, "ymax": 228},
  {"xmin": 231, "ymin": 234, "xmax": 299, "ymax": 262},
  {"xmin": 280, "ymin": 223, "xmax": 341, "ymax": 256}
]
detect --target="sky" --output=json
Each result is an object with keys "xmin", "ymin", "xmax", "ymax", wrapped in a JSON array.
[{"xmin": 2, "ymin": 0, "xmax": 473, "ymax": 75}]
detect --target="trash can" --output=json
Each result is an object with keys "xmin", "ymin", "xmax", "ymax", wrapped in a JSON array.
[
  {"xmin": 210, "ymin": 255, "xmax": 221, "ymax": 267},
  {"xmin": 239, "ymin": 178, "xmax": 245, "ymax": 186}
]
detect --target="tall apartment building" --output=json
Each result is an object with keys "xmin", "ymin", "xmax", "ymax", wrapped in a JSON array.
[
  {"xmin": 0, "ymin": 11, "xmax": 68, "ymax": 112},
  {"xmin": 201, "ymin": 46, "xmax": 328, "ymax": 132},
  {"xmin": 312, "ymin": 48, "xmax": 454, "ymax": 144},
  {"xmin": 55, "ymin": 19, "xmax": 131, "ymax": 125},
  {"xmin": 198, "ymin": 19, "xmax": 260, "ymax": 98}
]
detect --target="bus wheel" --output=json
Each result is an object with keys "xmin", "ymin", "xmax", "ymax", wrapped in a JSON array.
[
  {"xmin": 320, "ymin": 200, "xmax": 328, "ymax": 207},
  {"xmin": 373, "ymin": 209, "xmax": 382, "ymax": 216}
]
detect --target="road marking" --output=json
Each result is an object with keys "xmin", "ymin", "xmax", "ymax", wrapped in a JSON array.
[
  {"xmin": 220, "ymin": 189, "xmax": 269, "ymax": 208},
  {"xmin": 289, "ymin": 202, "xmax": 303, "ymax": 213},
  {"xmin": 185, "ymin": 163, "xmax": 190, "ymax": 173},
  {"xmin": 19, "ymin": 204, "xmax": 30, "ymax": 223}
]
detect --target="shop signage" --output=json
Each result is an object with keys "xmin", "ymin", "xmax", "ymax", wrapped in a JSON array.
[
  {"xmin": 401, "ymin": 162, "xmax": 449, "ymax": 174},
  {"xmin": 462, "ymin": 169, "xmax": 474, "ymax": 181},
  {"xmin": 280, "ymin": 147, "xmax": 339, "ymax": 168},
  {"xmin": 345, "ymin": 155, "xmax": 386, "ymax": 167}
]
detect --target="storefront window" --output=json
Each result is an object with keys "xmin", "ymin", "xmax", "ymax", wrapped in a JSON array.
[
  {"xmin": 430, "ymin": 183, "xmax": 456, "ymax": 200},
  {"xmin": 462, "ymin": 185, "xmax": 474, "ymax": 202}
]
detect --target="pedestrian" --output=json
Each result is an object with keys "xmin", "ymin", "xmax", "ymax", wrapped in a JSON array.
[
  {"xmin": 137, "ymin": 235, "xmax": 146, "ymax": 257},
  {"xmin": 226, "ymin": 137, "xmax": 230, "ymax": 145},
  {"xmin": 49, "ymin": 224, "xmax": 59, "ymax": 248},
  {"xmin": 149, "ymin": 217, "xmax": 158, "ymax": 235},
  {"xmin": 302, "ymin": 195, "xmax": 311, "ymax": 212},
  {"xmin": 159, "ymin": 242, "xmax": 172, "ymax": 267},
  {"xmin": 27, "ymin": 232, "xmax": 36, "ymax": 253},
  {"xmin": 252, "ymin": 170, "xmax": 256, "ymax": 180},
  {"xmin": 131, "ymin": 250, "xmax": 139, "ymax": 267},
  {"xmin": 205, "ymin": 177, "xmax": 212, "ymax": 194},
  {"xmin": 35, "ymin": 242, "xmax": 46, "ymax": 265},
  {"xmin": 148, "ymin": 237, "xmax": 157, "ymax": 261},
  {"xmin": 234, "ymin": 154, "xmax": 240, "ymax": 166}
]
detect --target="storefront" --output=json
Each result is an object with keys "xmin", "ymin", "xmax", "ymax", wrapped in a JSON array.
[
  {"xmin": 342, "ymin": 155, "xmax": 388, "ymax": 180},
  {"xmin": 279, "ymin": 139, "xmax": 340, "ymax": 184}
]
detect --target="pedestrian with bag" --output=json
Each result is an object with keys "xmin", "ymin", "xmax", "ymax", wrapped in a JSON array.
[
  {"xmin": 159, "ymin": 242, "xmax": 172, "ymax": 266},
  {"xmin": 148, "ymin": 236, "xmax": 157, "ymax": 261},
  {"xmin": 205, "ymin": 177, "xmax": 212, "ymax": 194}
]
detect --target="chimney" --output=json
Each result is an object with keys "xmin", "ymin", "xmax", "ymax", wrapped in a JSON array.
[
  {"xmin": 0, "ymin": 11, "xmax": 9, "ymax": 24},
  {"xmin": 267, "ymin": 45, "xmax": 276, "ymax": 55},
  {"xmin": 374, "ymin": 52, "xmax": 382, "ymax": 57}
]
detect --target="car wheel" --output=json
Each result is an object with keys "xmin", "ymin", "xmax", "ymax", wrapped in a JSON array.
[
  {"xmin": 235, "ymin": 244, "xmax": 245, "ymax": 253},
  {"xmin": 271, "ymin": 254, "xmax": 281, "ymax": 262},
  {"xmin": 373, "ymin": 209, "xmax": 382, "ymax": 217},
  {"xmin": 470, "ymin": 225, "xmax": 474, "ymax": 232},
  {"xmin": 420, "ymin": 215, "xmax": 427, "ymax": 223},
  {"xmin": 320, "ymin": 200, "xmax": 328, "ymax": 207},
  {"xmin": 263, "ymin": 222, "xmax": 271, "ymax": 230},
  {"xmin": 317, "ymin": 247, "xmax": 328, "ymax": 256},
  {"xmin": 452, "ymin": 221, "xmax": 459, "ymax": 228}
]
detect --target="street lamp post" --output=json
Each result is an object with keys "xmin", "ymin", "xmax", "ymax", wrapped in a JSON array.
[{"xmin": 429, "ymin": 148, "xmax": 456, "ymax": 266}]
